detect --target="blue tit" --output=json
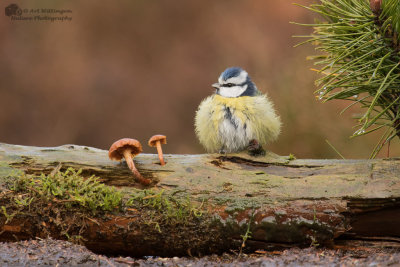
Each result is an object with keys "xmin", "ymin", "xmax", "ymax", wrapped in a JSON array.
[{"xmin": 195, "ymin": 67, "xmax": 281, "ymax": 154}]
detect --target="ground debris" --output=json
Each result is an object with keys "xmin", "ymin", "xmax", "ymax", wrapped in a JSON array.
[
  {"xmin": 138, "ymin": 248, "xmax": 400, "ymax": 267},
  {"xmin": 0, "ymin": 239, "xmax": 400, "ymax": 266},
  {"xmin": 0, "ymin": 238, "xmax": 106, "ymax": 266}
]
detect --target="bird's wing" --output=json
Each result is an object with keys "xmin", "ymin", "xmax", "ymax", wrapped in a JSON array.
[{"xmin": 195, "ymin": 95, "xmax": 221, "ymax": 152}]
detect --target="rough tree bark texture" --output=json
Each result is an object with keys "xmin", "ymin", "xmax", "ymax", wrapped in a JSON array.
[{"xmin": 0, "ymin": 143, "xmax": 400, "ymax": 256}]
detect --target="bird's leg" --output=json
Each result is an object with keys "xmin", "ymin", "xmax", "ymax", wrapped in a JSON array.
[
  {"xmin": 247, "ymin": 139, "xmax": 265, "ymax": 156},
  {"xmin": 218, "ymin": 146, "xmax": 228, "ymax": 160}
]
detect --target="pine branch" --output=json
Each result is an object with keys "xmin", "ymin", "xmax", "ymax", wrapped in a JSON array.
[{"xmin": 295, "ymin": 0, "xmax": 400, "ymax": 157}]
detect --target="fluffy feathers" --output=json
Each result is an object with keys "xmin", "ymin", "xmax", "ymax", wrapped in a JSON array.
[
  {"xmin": 195, "ymin": 67, "xmax": 281, "ymax": 153},
  {"xmin": 195, "ymin": 94, "xmax": 281, "ymax": 153}
]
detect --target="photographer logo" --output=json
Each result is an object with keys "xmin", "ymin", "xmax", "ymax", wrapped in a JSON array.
[
  {"xmin": 5, "ymin": 4, "xmax": 22, "ymax": 16},
  {"xmin": 4, "ymin": 3, "xmax": 72, "ymax": 22}
]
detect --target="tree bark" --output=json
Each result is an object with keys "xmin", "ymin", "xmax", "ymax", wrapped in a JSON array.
[{"xmin": 0, "ymin": 143, "xmax": 400, "ymax": 256}]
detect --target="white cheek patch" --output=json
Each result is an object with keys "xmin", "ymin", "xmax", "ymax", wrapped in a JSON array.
[{"xmin": 218, "ymin": 85, "xmax": 247, "ymax": 98}]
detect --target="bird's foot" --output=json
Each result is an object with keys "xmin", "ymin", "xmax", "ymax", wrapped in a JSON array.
[{"xmin": 247, "ymin": 139, "xmax": 265, "ymax": 156}]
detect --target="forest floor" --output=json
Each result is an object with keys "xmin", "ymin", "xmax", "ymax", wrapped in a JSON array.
[{"xmin": 0, "ymin": 238, "xmax": 399, "ymax": 266}]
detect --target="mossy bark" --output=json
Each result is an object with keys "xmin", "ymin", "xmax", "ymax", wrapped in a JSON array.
[{"xmin": 1, "ymin": 143, "xmax": 400, "ymax": 256}]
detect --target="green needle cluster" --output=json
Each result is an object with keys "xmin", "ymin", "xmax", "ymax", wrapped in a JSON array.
[{"xmin": 295, "ymin": 0, "xmax": 400, "ymax": 157}]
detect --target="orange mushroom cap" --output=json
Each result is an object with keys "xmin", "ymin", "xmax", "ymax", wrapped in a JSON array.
[
  {"xmin": 108, "ymin": 138, "xmax": 142, "ymax": 161},
  {"xmin": 148, "ymin": 135, "xmax": 167, "ymax": 147}
]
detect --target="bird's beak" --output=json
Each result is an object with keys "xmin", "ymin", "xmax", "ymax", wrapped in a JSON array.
[{"xmin": 212, "ymin": 83, "xmax": 220, "ymax": 89}]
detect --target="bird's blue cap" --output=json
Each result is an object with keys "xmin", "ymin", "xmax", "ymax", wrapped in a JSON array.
[{"xmin": 220, "ymin": 67, "xmax": 245, "ymax": 81}]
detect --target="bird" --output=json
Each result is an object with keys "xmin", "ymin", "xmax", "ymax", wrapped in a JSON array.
[{"xmin": 195, "ymin": 67, "xmax": 281, "ymax": 155}]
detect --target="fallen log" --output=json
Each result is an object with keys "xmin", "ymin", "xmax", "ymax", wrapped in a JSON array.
[{"xmin": 0, "ymin": 143, "xmax": 399, "ymax": 256}]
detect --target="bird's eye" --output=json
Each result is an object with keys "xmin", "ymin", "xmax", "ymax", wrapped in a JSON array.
[{"xmin": 224, "ymin": 83, "xmax": 235, "ymax": 87}]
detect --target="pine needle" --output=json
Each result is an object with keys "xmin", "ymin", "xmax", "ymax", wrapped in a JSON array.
[
  {"xmin": 325, "ymin": 139, "xmax": 346, "ymax": 159},
  {"xmin": 295, "ymin": 0, "xmax": 400, "ymax": 158}
]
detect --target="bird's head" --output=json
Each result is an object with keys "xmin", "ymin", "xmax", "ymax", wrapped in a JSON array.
[{"xmin": 212, "ymin": 67, "xmax": 258, "ymax": 98}]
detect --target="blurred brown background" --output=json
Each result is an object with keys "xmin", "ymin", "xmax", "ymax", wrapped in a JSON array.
[{"xmin": 1, "ymin": 0, "xmax": 399, "ymax": 158}]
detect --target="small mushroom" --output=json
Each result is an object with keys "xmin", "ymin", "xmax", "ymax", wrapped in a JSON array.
[
  {"xmin": 148, "ymin": 135, "xmax": 167, "ymax": 166},
  {"xmin": 108, "ymin": 138, "xmax": 151, "ymax": 185}
]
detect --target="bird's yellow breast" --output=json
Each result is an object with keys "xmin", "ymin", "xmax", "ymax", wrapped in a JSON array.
[
  {"xmin": 213, "ymin": 94, "xmax": 255, "ymax": 110},
  {"xmin": 211, "ymin": 95, "xmax": 254, "ymax": 129},
  {"xmin": 195, "ymin": 94, "xmax": 281, "ymax": 152}
]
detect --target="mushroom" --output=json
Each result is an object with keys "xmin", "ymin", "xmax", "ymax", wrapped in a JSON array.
[
  {"xmin": 148, "ymin": 135, "xmax": 167, "ymax": 166},
  {"xmin": 108, "ymin": 138, "xmax": 151, "ymax": 185}
]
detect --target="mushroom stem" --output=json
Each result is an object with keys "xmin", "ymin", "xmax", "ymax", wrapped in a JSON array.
[
  {"xmin": 155, "ymin": 141, "xmax": 165, "ymax": 166},
  {"xmin": 122, "ymin": 149, "xmax": 151, "ymax": 185}
]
